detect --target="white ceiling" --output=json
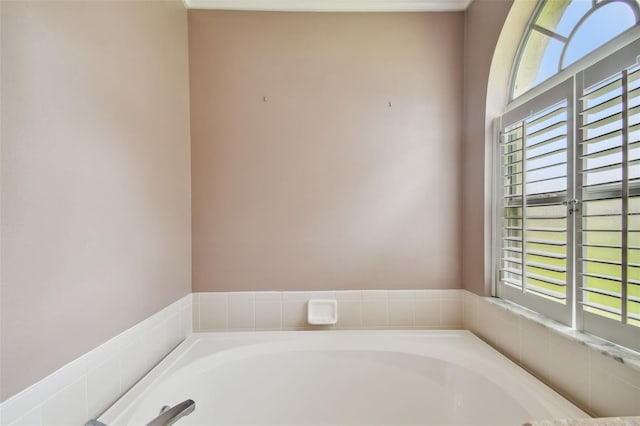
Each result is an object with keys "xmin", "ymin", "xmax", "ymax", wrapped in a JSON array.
[{"xmin": 184, "ymin": 0, "xmax": 473, "ymax": 12}]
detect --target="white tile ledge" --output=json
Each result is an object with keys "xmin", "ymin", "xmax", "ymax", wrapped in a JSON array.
[{"xmin": 484, "ymin": 297, "xmax": 640, "ymax": 373}]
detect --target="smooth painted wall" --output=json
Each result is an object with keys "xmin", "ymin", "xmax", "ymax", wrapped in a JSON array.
[
  {"xmin": 461, "ymin": 0, "xmax": 514, "ymax": 295},
  {"xmin": 0, "ymin": 0, "xmax": 191, "ymax": 400},
  {"xmin": 190, "ymin": 11, "xmax": 464, "ymax": 292}
]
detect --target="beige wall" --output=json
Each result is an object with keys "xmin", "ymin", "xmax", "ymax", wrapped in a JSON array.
[
  {"xmin": 190, "ymin": 11, "xmax": 464, "ymax": 292},
  {"xmin": 0, "ymin": 0, "xmax": 191, "ymax": 400},
  {"xmin": 461, "ymin": 0, "xmax": 514, "ymax": 295}
]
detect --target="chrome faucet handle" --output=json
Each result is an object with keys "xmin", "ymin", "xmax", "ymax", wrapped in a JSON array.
[
  {"xmin": 85, "ymin": 399, "xmax": 195, "ymax": 426},
  {"xmin": 145, "ymin": 399, "xmax": 196, "ymax": 426}
]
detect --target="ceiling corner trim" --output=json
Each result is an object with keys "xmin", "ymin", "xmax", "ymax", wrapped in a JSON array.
[{"xmin": 184, "ymin": 0, "xmax": 473, "ymax": 12}]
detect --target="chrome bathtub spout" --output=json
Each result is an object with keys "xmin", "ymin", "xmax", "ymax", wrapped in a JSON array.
[
  {"xmin": 85, "ymin": 399, "xmax": 195, "ymax": 426},
  {"xmin": 145, "ymin": 399, "xmax": 195, "ymax": 426}
]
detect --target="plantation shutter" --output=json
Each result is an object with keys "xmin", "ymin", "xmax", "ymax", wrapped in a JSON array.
[
  {"xmin": 497, "ymin": 39, "xmax": 640, "ymax": 352},
  {"xmin": 577, "ymin": 46, "xmax": 640, "ymax": 350},
  {"xmin": 498, "ymin": 79, "xmax": 574, "ymax": 325}
]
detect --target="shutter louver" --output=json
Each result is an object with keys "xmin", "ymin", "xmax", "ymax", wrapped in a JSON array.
[{"xmin": 523, "ymin": 103, "xmax": 569, "ymax": 302}]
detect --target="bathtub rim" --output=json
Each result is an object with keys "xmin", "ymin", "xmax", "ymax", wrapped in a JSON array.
[{"xmin": 96, "ymin": 330, "xmax": 590, "ymax": 426}]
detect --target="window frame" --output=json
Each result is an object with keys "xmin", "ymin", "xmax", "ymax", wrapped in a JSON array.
[
  {"xmin": 508, "ymin": 0, "xmax": 640, "ymax": 104},
  {"xmin": 494, "ymin": 37, "xmax": 640, "ymax": 353}
]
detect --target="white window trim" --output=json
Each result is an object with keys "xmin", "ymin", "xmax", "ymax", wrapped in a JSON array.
[
  {"xmin": 508, "ymin": 0, "xmax": 640, "ymax": 105},
  {"xmin": 508, "ymin": 26, "xmax": 640, "ymax": 112}
]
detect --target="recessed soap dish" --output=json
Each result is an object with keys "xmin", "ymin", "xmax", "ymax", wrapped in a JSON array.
[{"xmin": 307, "ymin": 299, "xmax": 338, "ymax": 325}]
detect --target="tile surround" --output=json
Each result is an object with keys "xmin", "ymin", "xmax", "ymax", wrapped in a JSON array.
[
  {"xmin": 0, "ymin": 295, "xmax": 192, "ymax": 426},
  {"xmin": 4, "ymin": 288, "xmax": 639, "ymax": 425},
  {"xmin": 193, "ymin": 289, "xmax": 464, "ymax": 331},
  {"xmin": 463, "ymin": 291, "xmax": 640, "ymax": 418}
]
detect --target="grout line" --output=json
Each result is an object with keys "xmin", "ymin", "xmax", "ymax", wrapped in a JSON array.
[
  {"xmin": 251, "ymin": 298, "xmax": 256, "ymax": 329},
  {"xmin": 83, "ymin": 374, "xmax": 89, "ymax": 424},
  {"xmin": 197, "ymin": 301, "xmax": 201, "ymax": 332},
  {"xmin": 587, "ymin": 347, "xmax": 593, "ymax": 412},
  {"xmin": 385, "ymin": 293, "xmax": 390, "ymax": 327},
  {"xmin": 225, "ymin": 300, "xmax": 229, "ymax": 331}
]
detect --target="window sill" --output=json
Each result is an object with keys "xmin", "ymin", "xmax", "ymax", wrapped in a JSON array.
[{"xmin": 485, "ymin": 296, "xmax": 640, "ymax": 373}]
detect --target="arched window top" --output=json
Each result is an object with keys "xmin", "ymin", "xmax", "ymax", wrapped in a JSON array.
[{"xmin": 510, "ymin": 0, "xmax": 640, "ymax": 100}]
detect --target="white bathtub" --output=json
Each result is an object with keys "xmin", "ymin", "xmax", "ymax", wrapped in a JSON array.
[{"xmin": 97, "ymin": 330, "xmax": 588, "ymax": 425}]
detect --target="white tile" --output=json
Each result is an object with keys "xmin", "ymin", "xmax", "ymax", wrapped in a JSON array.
[
  {"xmin": 0, "ymin": 385, "xmax": 43, "ymax": 426},
  {"xmin": 282, "ymin": 300, "xmax": 307, "ymax": 329},
  {"xmin": 336, "ymin": 300, "xmax": 363, "ymax": 328},
  {"xmin": 414, "ymin": 299, "xmax": 440, "ymax": 327},
  {"xmin": 518, "ymin": 317, "xmax": 551, "ymax": 382},
  {"xmin": 255, "ymin": 301, "xmax": 282, "ymax": 329},
  {"xmin": 362, "ymin": 299, "xmax": 389, "ymax": 327},
  {"xmin": 388, "ymin": 298, "xmax": 414, "ymax": 327},
  {"xmin": 474, "ymin": 298, "xmax": 500, "ymax": 346},
  {"xmin": 156, "ymin": 321, "xmax": 176, "ymax": 361},
  {"xmin": 282, "ymin": 291, "xmax": 336, "ymax": 301},
  {"xmin": 192, "ymin": 302, "xmax": 200, "ymax": 331},
  {"xmin": 39, "ymin": 360, "xmax": 86, "ymax": 402},
  {"xmin": 481, "ymin": 304, "xmax": 509, "ymax": 352},
  {"xmin": 589, "ymin": 350, "xmax": 640, "ymax": 417},
  {"xmin": 7, "ymin": 407, "xmax": 42, "ymax": 426},
  {"xmin": 387, "ymin": 290, "xmax": 414, "ymax": 299},
  {"xmin": 180, "ymin": 306, "xmax": 192, "ymax": 338},
  {"xmin": 179, "ymin": 293, "xmax": 193, "ymax": 309},
  {"xmin": 281, "ymin": 292, "xmax": 308, "ymax": 301},
  {"xmin": 119, "ymin": 339, "xmax": 149, "ymax": 393},
  {"xmin": 87, "ymin": 356, "xmax": 121, "ymax": 420},
  {"xmin": 41, "ymin": 378, "xmax": 87, "ymax": 426},
  {"xmin": 462, "ymin": 291, "xmax": 478, "ymax": 330},
  {"xmin": 546, "ymin": 332, "xmax": 590, "ymax": 411},
  {"xmin": 149, "ymin": 302, "xmax": 175, "ymax": 326},
  {"xmin": 227, "ymin": 292, "xmax": 254, "ymax": 304},
  {"xmin": 493, "ymin": 308, "xmax": 520, "ymax": 362},
  {"xmin": 414, "ymin": 289, "xmax": 441, "ymax": 299},
  {"xmin": 228, "ymin": 301, "xmax": 254, "ymax": 329},
  {"xmin": 118, "ymin": 321, "xmax": 148, "ymax": 350},
  {"xmin": 441, "ymin": 299, "xmax": 463, "ymax": 327},
  {"xmin": 145, "ymin": 324, "xmax": 170, "ymax": 368},
  {"xmin": 334, "ymin": 290, "xmax": 362, "ymax": 300},
  {"xmin": 165, "ymin": 314, "xmax": 183, "ymax": 351},
  {"xmin": 362, "ymin": 290, "xmax": 388, "ymax": 300},
  {"xmin": 589, "ymin": 348, "xmax": 640, "ymax": 389},
  {"xmin": 199, "ymin": 303, "xmax": 227, "ymax": 330},
  {"xmin": 199, "ymin": 292, "xmax": 228, "ymax": 304},
  {"xmin": 254, "ymin": 292, "xmax": 282, "ymax": 301},
  {"xmin": 440, "ymin": 289, "xmax": 462, "ymax": 300},
  {"xmin": 137, "ymin": 313, "xmax": 160, "ymax": 334},
  {"xmin": 83, "ymin": 338, "xmax": 122, "ymax": 374},
  {"xmin": 308, "ymin": 291, "xmax": 336, "ymax": 300}
]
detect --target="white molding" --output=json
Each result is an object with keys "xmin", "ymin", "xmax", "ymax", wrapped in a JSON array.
[{"xmin": 184, "ymin": 0, "xmax": 472, "ymax": 12}]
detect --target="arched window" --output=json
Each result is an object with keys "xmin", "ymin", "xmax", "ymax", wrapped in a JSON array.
[
  {"xmin": 511, "ymin": 0, "xmax": 640, "ymax": 100},
  {"xmin": 495, "ymin": 0, "xmax": 640, "ymax": 351}
]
